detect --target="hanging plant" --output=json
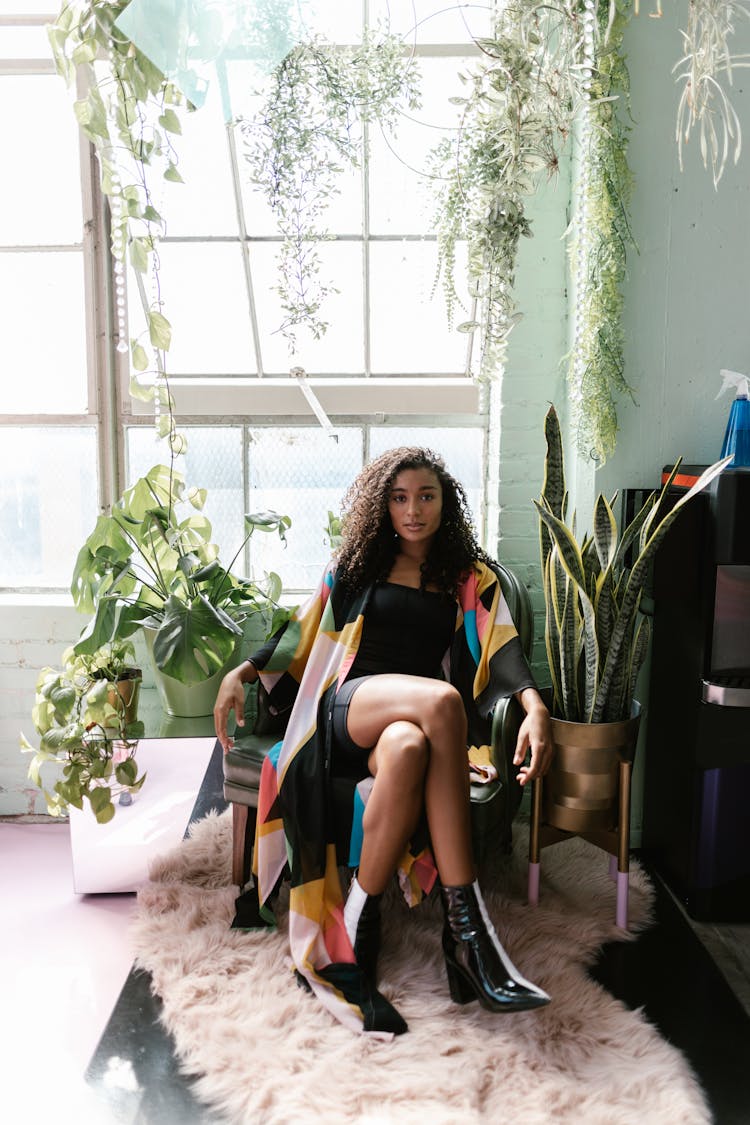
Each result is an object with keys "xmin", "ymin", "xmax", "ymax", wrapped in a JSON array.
[
  {"xmin": 430, "ymin": 1, "xmax": 634, "ymax": 463},
  {"xmin": 240, "ymin": 29, "xmax": 421, "ymax": 349},
  {"xmin": 568, "ymin": 0, "xmax": 635, "ymax": 464},
  {"xmin": 673, "ymin": 0, "xmax": 750, "ymax": 187},
  {"xmin": 428, "ymin": 1, "xmax": 590, "ymax": 381},
  {"xmin": 48, "ymin": 0, "xmax": 189, "ymax": 452}
]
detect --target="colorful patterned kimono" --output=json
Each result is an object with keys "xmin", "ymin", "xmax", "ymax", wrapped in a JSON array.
[{"xmin": 247, "ymin": 559, "xmax": 533, "ymax": 1035}]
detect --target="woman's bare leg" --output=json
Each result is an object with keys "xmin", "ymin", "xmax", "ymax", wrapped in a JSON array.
[
  {"xmin": 347, "ymin": 675, "xmax": 474, "ymax": 890},
  {"xmin": 356, "ymin": 720, "xmax": 428, "ymax": 894}
]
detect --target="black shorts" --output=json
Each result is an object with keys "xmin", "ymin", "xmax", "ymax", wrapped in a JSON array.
[{"xmin": 330, "ymin": 676, "xmax": 374, "ymax": 780}]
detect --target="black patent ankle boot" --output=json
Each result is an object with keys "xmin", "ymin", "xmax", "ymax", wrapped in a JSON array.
[
  {"xmin": 440, "ymin": 881, "xmax": 550, "ymax": 1013},
  {"xmin": 344, "ymin": 874, "xmax": 382, "ymax": 984}
]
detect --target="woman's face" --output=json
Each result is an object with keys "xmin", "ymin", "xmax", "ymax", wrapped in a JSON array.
[{"xmin": 388, "ymin": 467, "xmax": 443, "ymax": 546}]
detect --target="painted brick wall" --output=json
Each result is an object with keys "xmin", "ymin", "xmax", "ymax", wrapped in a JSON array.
[{"xmin": 495, "ymin": 170, "xmax": 571, "ymax": 684}]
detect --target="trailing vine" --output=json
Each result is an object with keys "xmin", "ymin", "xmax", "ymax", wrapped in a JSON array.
[
  {"xmin": 48, "ymin": 0, "xmax": 187, "ymax": 452},
  {"xmin": 240, "ymin": 29, "xmax": 421, "ymax": 349},
  {"xmin": 568, "ymin": 0, "xmax": 635, "ymax": 463}
]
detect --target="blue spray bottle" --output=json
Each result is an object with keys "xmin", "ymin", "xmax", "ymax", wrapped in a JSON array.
[{"xmin": 717, "ymin": 368, "xmax": 750, "ymax": 467}]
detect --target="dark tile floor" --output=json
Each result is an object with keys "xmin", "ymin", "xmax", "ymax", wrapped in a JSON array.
[{"xmin": 87, "ymin": 744, "xmax": 750, "ymax": 1124}]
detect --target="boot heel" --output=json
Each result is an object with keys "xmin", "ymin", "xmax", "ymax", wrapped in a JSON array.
[{"xmin": 444, "ymin": 955, "xmax": 476, "ymax": 1005}]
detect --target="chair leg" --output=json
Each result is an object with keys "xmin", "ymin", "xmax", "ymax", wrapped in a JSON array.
[
  {"xmin": 616, "ymin": 760, "xmax": 632, "ymax": 930},
  {"xmin": 616, "ymin": 872, "xmax": 629, "ymax": 930},
  {"xmin": 528, "ymin": 777, "xmax": 542, "ymax": 906},
  {"xmin": 232, "ymin": 803, "xmax": 249, "ymax": 888},
  {"xmin": 609, "ymin": 854, "xmax": 617, "ymax": 880}
]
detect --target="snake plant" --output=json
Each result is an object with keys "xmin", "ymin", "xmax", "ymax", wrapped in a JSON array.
[{"xmin": 535, "ymin": 406, "xmax": 730, "ymax": 724}]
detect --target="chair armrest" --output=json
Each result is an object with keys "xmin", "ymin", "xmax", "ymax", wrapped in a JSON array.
[{"xmin": 490, "ymin": 694, "xmax": 525, "ymax": 838}]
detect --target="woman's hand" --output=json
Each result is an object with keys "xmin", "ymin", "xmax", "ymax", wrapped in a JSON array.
[
  {"xmin": 214, "ymin": 662, "xmax": 256, "ymax": 753},
  {"xmin": 513, "ymin": 689, "xmax": 554, "ymax": 787}
]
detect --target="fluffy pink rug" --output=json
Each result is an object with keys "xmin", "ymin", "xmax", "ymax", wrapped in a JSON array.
[{"xmin": 131, "ymin": 810, "xmax": 711, "ymax": 1124}]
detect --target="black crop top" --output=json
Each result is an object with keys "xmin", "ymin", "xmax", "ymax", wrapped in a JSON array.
[{"xmin": 346, "ymin": 582, "xmax": 456, "ymax": 680}]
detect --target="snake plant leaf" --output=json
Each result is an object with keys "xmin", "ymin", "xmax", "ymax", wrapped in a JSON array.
[
  {"xmin": 540, "ymin": 405, "xmax": 566, "ymax": 568},
  {"xmin": 594, "ymin": 565, "xmax": 616, "ymax": 661},
  {"xmin": 558, "ymin": 562, "xmax": 579, "ymax": 720},
  {"xmin": 534, "ymin": 501, "xmax": 587, "ymax": 589},
  {"xmin": 620, "ymin": 613, "xmax": 651, "ymax": 725},
  {"xmin": 543, "ymin": 553, "xmax": 563, "ymax": 714},
  {"xmin": 593, "ymin": 493, "xmax": 618, "ymax": 570},
  {"xmin": 639, "ymin": 460, "xmax": 682, "ymax": 555},
  {"xmin": 593, "ymin": 455, "xmax": 732, "ymax": 721},
  {"xmin": 613, "ymin": 491, "xmax": 655, "ymax": 574}
]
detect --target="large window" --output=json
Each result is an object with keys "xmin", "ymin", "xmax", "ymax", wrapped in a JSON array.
[{"xmin": 1, "ymin": 4, "xmax": 492, "ymax": 592}]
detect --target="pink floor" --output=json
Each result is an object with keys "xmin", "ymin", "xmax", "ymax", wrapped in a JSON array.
[
  {"xmin": 2, "ymin": 736, "xmax": 215, "ymax": 1121},
  {"xmin": 3, "ymin": 822, "xmax": 137, "ymax": 1119}
]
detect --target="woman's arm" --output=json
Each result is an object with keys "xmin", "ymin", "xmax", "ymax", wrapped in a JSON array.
[
  {"xmin": 214, "ymin": 659, "xmax": 258, "ymax": 753},
  {"xmin": 512, "ymin": 687, "xmax": 554, "ymax": 787}
]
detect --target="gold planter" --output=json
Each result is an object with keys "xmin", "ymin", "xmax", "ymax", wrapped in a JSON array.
[
  {"xmin": 107, "ymin": 669, "xmax": 142, "ymax": 726},
  {"xmin": 543, "ymin": 709, "xmax": 641, "ymax": 834},
  {"xmin": 528, "ymin": 704, "xmax": 642, "ymax": 930}
]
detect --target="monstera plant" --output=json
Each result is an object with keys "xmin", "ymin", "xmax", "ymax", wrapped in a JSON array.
[
  {"xmin": 535, "ymin": 405, "xmax": 729, "ymax": 725},
  {"xmin": 71, "ymin": 464, "xmax": 290, "ymax": 686}
]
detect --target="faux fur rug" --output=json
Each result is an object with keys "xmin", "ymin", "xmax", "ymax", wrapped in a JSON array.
[{"xmin": 131, "ymin": 810, "xmax": 711, "ymax": 1125}]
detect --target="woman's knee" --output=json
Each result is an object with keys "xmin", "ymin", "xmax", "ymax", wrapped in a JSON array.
[
  {"xmin": 424, "ymin": 682, "xmax": 467, "ymax": 738},
  {"xmin": 373, "ymin": 720, "xmax": 429, "ymax": 781}
]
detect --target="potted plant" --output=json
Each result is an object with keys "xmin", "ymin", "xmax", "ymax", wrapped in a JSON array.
[
  {"xmin": 20, "ymin": 645, "xmax": 146, "ymax": 824},
  {"xmin": 528, "ymin": 405, "xmax": 729, "ymax": 924},
  {"xmin": 535, "ymin": 405, "xmax": 729, "ymax": 728},
  {"xmin": 72, "ymin": 638, "xmax": 142, "ymax": 726},
  {"xmin": 70, "ymin": 463, "xmax": 291, "ymax": 717}
]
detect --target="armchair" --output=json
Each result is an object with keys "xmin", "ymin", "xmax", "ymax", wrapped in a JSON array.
[{"xmin": 222, "ymin": 562, "xmax": 534, "ymax": 887}]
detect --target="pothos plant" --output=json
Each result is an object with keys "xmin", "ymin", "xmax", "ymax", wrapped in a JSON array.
[
  {"xmin": 240, "ymin": 29, "xmax": 421, "ymax": 349},
  {"xmin": 48, "ymin": 0, "xmax": 188, "ymax": 449},
  {"xmin": 21, "ymin": 644, "xmax": 146, "ymax": 824}
]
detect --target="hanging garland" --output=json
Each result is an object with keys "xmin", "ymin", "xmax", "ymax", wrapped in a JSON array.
[
  {"xmin": 568, "ymin": 0, "xmax": 635, "ymax": 464},
  {"xmin": 430, "ymin": 0, "xmax": 635, "ymax": 464}
]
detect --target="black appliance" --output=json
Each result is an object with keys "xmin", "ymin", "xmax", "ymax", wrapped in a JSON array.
[{"xmin": 641, "ymin": 465, "xmax": 750, "ymax": 921}]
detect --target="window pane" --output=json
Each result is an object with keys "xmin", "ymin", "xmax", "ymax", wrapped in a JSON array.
[
  {"xmin": 369, "ymin": 0, "xmax": 491, "ymax": 43},
  {"xmin": 251, "ymin": 241, "xmax": 364, "ymax": 373},
  {"xmin": 0, "ymin": 76, "xmax": 83, "ymax": 246},
  {"xmin": 128, "ymin": 242, "xmax": 256, "ymax": 374},
  {"xmin": 233, "ymin": 79, "xmax": 363, "ymax": 238},
  {"xmin": 369, "ymin": 426, "xmax": 484, "ymax": 532},
  {"xmin": 0, "ymin": 252, "xmax": 87, "ymax": 412},
  {"xmin": 369, "ymin": 57, "xmax": 473, "ymax": 235},
  {"xmin": 0, "ymin": 427, "xmax": 98, "ymax": 588},
  {"xmin": 369, "ymin": 241, "xmax": 469, "ymax": 373},
  {"xmin": 247, "ymin": 427, "xmax": 362, "ymax": 589},
  {"xmin": 126, "ymin": 427, "xmax": 244, "ymax": 568},
  {"xmin": 0, "ymin": 1, "xmax": 54, "ymax": 15},
  {"xmin": 0, "ymin": 25, "xmax": 53, "ymax": 57},
  {"xmin": 157, "ymin": 81, "xmax": 238, "ymax": 237}
]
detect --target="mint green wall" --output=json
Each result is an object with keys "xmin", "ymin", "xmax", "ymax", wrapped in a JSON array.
[{"xmin": 596, "ymin": 9, "xmax": 750, "ymax": 501}]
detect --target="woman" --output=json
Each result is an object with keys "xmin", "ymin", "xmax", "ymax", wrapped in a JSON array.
[{"xmin": 214, "ymin": 447, "xmax": 553, "ymax": 1037}]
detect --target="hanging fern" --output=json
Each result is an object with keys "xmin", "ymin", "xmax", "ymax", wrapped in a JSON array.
[{"xmin": 240, "ymin": 30, "xmax": 421, "ymax": 350}]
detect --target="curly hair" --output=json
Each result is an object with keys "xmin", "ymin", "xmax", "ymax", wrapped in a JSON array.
[{"xmin": 335, "ymin": 447, "xmax": 490, "ymax": 595}]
